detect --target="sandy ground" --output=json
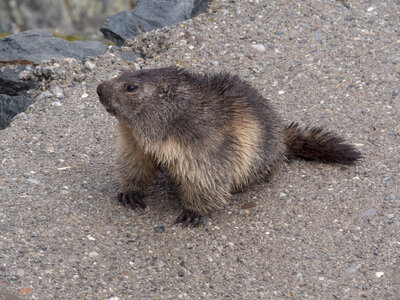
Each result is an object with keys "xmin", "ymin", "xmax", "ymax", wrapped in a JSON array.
[{"xmin": 1, "ymin": 0, "xmax": 399, "ymax": 298}]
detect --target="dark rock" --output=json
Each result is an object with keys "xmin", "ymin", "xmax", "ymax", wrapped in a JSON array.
[
  {"xmin": 0, "ymin": 64, "xmax": 39, "ymax": 130},
  {"xmin": 0, "ymin": 29, "xmax": 108, "ymax": 64},
  {"xmin": 0, "ymin": 94, "xmax": 35, "ymax": 129},
  {"xmin": 153, "ymin": 226, "xmax": 165, "ymax": 233},
  {"xmin": 100, "ymin": 0, "xmax": 211, "ymax": 46},
  {"xmin": 178, "ymin": 270, "xmax": 185, "ymax": 277},
  {"xmin": 0, "ymin": 65, "xmax": 38, "ymax": 96}
]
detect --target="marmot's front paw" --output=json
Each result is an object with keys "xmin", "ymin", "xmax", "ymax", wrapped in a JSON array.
[
  {"xmin": 117, "ymin": 192, "xmax": 146, "ymax": 209},
  {"xmin": 175, "ymin": 210, "xmax": 204, "ymax": 227}
]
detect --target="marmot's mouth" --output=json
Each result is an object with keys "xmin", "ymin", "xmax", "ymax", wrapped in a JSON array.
[{"xmin": 104, "ymin": 106, "xmax": 116, "ymax": 115}]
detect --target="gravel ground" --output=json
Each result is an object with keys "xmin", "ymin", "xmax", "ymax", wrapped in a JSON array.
[{"xmin": 1, "ymin": 0, "xmax": 399, "ymax": 298}]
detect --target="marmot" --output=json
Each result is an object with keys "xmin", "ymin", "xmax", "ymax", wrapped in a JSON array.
[{"xmin": 96, "ymin": 66, "xmax": 361, "ymax": 227}]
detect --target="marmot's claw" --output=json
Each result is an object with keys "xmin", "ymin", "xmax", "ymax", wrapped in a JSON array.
[
  {"xmin": 117, "ymin": 192, "xmax": 146, "ymax": 209},
  {"xmin": 175, "ymin": 210, "xmax": 204, "ymax": 227}
]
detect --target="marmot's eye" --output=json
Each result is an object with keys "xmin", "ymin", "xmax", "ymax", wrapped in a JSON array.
[{"xmin": 126, "ymin": 85, "xmax": 138, "ymax": 92}]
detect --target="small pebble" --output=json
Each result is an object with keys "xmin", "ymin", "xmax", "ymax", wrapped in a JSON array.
[
  {"xmin": 89, "ymin": 252, "xmax": 98, "ymax": 258},
  {"xmin": 347, "ymin": 268, "xmax": 356, "ymax": 273},
  {"xmin": 52, "ymin": 101, "xmax": 62, "ymax": 107},
  {"xmin": 361, "ymin": 209, "xmax": 376, "ymax": 217},
  {"xmin": 251, "ymin": 44, "xmax": 265, "ymax": 52},
  {"xmin": 314, "ymin": 31, "xmax": 323, "ymax": 40},
  {"xmin": 84, "ymin": 61, "xmax": 96, "ymax": 70},
  {"xmin": 153, "ymin": 226, "xmax": 165, "ymax": 233},
  {"xmin": 41, "ymin": 91, "xmax": 52, "ymax": 99},
  {"xmin": 27, "ymin": 178, "xmax": 40, "ymax": 185},
  {"xmin": 51, "ymin": 86, "xmax": 64, "ymax": 98},
  {"xmin": 241, "ymin": 202, "xmax": 256, "ymax": 210},
  {"xmin": 157, "ymin": 260, "xmax": 165, "ymax": 268},
  {"xmin": 375, "ymin": 272, "xmax": 384, "ymax": 278},
  {"xmin": 18, "ymin": 287, "xmax": 33, "ymax": 295}
]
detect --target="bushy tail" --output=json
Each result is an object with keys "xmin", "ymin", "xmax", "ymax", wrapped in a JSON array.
[{"xmin": 284, "ymin": 122, "xmax": 362, "ymax": 165}]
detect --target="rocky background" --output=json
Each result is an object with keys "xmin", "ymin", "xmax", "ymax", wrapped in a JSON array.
[
  {"xmin": 0, "ymin": 0, "xmax": 210, "ymax": 129},
  {"xmin": 0, "ymin": 0, "xmax": 134, "ymax": 39},
  {"xmin": 0, "ymin": 0, "xmax": 399, "ymax": 299}
]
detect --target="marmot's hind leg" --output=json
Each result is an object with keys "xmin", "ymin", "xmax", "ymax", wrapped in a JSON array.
[
  {"xmin": 175, "ymin": 210, "xmax": 204, "ymax": 227},
  {"xmin": 174, "ymin": 178, "xmax": 231, "ymax": 227}
]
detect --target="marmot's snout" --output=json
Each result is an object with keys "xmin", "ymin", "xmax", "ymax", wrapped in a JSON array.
[
  {"xmin": 97, "ymin": 82, "xmax": 106, "ymax": 101},
  {"xmin": 97, "ymin": 81, "xmax": 116, "ymax": 115}
]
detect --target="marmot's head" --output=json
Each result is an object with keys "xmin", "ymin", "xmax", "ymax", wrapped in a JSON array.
[
  {"xmin": 97, "ymin": 68, "xmax": 176, "ymax": 119},
  {"xmin": 97, "ymin": 67, "xmax": 190, "ymax": 138}
]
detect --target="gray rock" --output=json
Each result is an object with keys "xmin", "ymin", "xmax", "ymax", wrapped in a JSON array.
[
  {"xmin": 0, "ymin": 65, "xmax": 38, "ymax": 96},
  {"xmin": 0, "ymin": 94, "xmax": 35, "ymax": 129},
  {"xmin": 0, "ymin": 21, "xmax": 13, "ymax": 34},
  {"xmin": 100, "ymin": 0, "xmax": 211, "ymax": 46},
  {"xmin": 0, "ymin": 29, "xmax": 108, "ymax": 64},
  {"xmin": 116, "ymin": 51, "xmax": 140, "ymax": 62}
]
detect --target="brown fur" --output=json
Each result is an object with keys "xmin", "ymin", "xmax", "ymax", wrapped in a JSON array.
[{"xmin": 97, "ymin": 67, "xmax": 361, "ymax": 226}]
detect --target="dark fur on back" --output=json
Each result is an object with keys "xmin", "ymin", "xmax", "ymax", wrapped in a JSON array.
[{"xmin": 97, "ymin": 66, "xmax": 362, "ymax": 226}]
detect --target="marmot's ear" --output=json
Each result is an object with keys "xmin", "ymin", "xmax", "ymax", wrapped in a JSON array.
[{"xmin": 158, "ymin": 82, "xmax": 172, "ymax": 95}]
